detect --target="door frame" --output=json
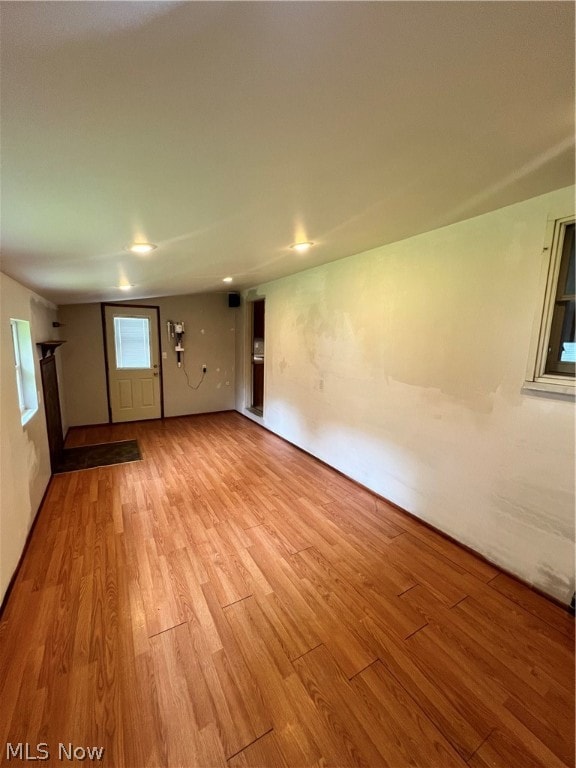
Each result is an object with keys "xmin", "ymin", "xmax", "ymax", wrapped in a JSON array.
[
  {"xmin": 40, "ymin": 354, "xmax": 64, "ymax": 473},
  {"xmin": 242, "ymin": 297, "xmax": 266, "ymax": 417},
  {"xmin": 101, "ymin": 302, "xmax": 164, "ymax": 423}
]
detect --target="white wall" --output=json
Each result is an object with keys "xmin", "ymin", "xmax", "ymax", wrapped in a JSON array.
[
  {"xmin": 60, "ymin": 293, "xmax": 236, "ymax": 426},
  {"xmin": 237, "ymin": 187, "xmax": 575, "ymax": 604},
  {"xmin": 0, "ymin": 273, "xmax": 61, "ymax": 602}
]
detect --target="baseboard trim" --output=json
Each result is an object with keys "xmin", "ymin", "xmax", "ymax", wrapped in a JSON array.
[
  {"xmin": 236, "ymin": 411, "xmax": 573, "ymax": 613},
  {"xmin": 68, "ymin": 410, "xmax": 236, "ymax": 432},
  {"xmin": 4, "ymin": 412, "xmax": 570, "ymax": 617},
  {"xmin": 0, "ymin": 477, "xmax": 54, "ymax": 619}
]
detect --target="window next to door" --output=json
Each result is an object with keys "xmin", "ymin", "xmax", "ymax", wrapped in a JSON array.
[
  {"xmin": 525, "ymin": 215, "xmax": 575, "ymax": 396},
  {"xmin": 9, "ymin": 318, "xmax": 39, "ymax": 425}
]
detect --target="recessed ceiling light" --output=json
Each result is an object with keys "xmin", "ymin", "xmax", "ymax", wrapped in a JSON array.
[
  {"xmin": 290, "ymin": 241, "xmax": 314, "ymax": 252},
  {"xmin": 126, "ymin": 242, "xmax": 157, "ymax": 254},
  {"xmin": 119, "ymin": 284, "xmax": 133, "ymax": 291},
  {"xmin": 222, "ymin": 276, "xmax": 233, "ymax": 283}
]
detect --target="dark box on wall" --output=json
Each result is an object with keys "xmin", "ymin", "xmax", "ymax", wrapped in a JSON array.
[{"xmin": 228, "ymin": 292, "xmax": 241, "ymax": 308}]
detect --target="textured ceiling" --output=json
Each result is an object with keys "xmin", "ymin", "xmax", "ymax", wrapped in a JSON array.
[{"xmin": 1, "ymin": 1, "xmax": 574, "ymax": 305}]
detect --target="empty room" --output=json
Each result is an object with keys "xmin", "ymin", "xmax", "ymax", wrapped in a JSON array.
[{"xmin": 0, "ymin": 2, "xmax": 574, "ymax": 767}]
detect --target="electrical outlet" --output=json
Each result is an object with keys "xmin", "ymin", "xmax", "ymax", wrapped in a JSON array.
[{"xmin": 202, "ymin": 364, "xmax": 207, "ymax": 373}]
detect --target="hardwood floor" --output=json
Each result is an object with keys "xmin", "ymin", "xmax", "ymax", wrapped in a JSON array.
[{"xmin": 1, "ymin": 412, "xmax": 573, "ymax": 767}]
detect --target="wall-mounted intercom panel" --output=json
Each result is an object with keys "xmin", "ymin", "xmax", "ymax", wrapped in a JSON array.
[{"xmin": 167, "ymin": 320, "xmax": 185, "ymax": 366}]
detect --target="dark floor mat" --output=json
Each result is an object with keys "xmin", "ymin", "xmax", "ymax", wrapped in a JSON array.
[{"xmin": 55, "ymin": 440, "xmax": 141, "ymax": 473}]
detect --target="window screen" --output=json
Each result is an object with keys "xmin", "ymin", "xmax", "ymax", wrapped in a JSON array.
[
  {"xmin": 9, "ymin": 318, "xmax": 39, "ymax": 423},
  {"xmin": 10, "ymin": 319, "xmax": 25, "ymax": 412},
  {"xmin": 114, "ymin": 316, "xmax": 151, "ymax": 369},
  {"xmin": 545, "ymin": 222, "xmax": 575, "ymax": 375}
]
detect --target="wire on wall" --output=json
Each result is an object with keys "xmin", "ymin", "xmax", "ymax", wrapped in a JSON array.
[
  {"xmin": 167, "ymin": 319, "xmax": 206, "ymax": 389},
  {"xmin": 182, "ymin": 359, "xmax": 206, "ymax": 390}
]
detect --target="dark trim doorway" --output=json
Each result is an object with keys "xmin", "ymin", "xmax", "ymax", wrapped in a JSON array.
[
  {"xmin": 40, "ymin": 355, "xmax": 64, "ymax": 473},
  {"xmin": 250, "ymin": 299, "xmax": 265, "ymax": 415},
  {"xmin": 101, "ymin": 303, "xmax": 164, "ymax": 423}
]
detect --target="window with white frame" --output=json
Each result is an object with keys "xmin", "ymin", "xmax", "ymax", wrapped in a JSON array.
[
  {"xmin": 9, "ymin": 319, "xmax": 39, "ymax": 424},
  {"xmin": 526, "ymin": 215, "xmax": 575, "ymax": 395},
  {"xmin": 113, "ymin": 316, "xmax": 151, "ymax": 369}
]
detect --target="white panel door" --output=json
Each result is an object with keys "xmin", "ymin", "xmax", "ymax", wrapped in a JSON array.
[{"xmin": 104, "ymin": 305, "xmax": 161, "ymax": 423}]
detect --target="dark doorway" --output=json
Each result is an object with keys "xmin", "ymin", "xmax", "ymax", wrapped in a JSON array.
[
  {"xmin": 40, "ymin": 355, "xmax": 64, "ymax": 473},
  {"xmin": 251, "ymin": 299, "xmax": 265, "ymax": 415}
]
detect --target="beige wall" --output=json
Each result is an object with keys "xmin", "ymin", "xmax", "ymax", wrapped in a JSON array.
[
  {"xmin": 60, "ymin": 292, "xmax": 236, "ymax": 426},
  {"xmin": 59, "ymin": 302, "xmax": 108, "ymax": 426},
  {"xmin": 0, "ymin": 273, "xmax": 61, "ymax": 602},
  {"xmin": 237, "ymin": 186, "xmax": 575, "ymax": 604}
]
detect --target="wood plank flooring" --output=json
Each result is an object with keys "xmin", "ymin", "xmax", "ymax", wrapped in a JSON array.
[{"xmin": 1, "ymin": 412, "xmax": 573, "ymax": 767}]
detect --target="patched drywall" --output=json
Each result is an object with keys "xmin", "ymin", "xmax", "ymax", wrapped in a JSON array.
[
  {"xmin": 237, "ymin": 186, "xmax": 575, "ymax": 604},
  {"xmin": 59, "ymin": 293, "xmax": 236, "ymax": 426},
  {"xmin": 0, "ymin": 273, "xmax": 60, "ymax": 602}
]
